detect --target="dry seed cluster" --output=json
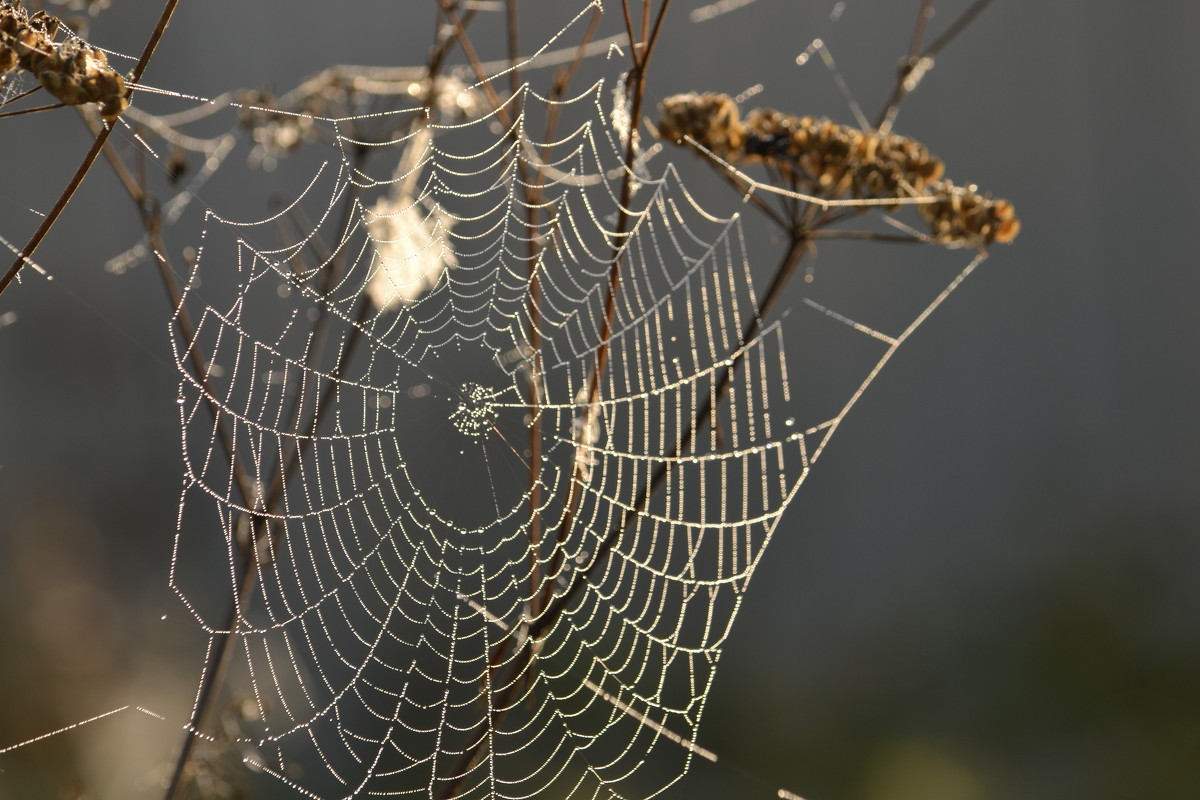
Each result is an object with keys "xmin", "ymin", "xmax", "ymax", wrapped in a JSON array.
[
  {"xmin": 657, "ymin": 92, "xmax": 1019, "ymax": 247},
  {"xmin": 917, "ymin": 180, "xmax": 1020, "ymax": 247},
  {"xmin": 0, "ymin": 0, "xmax": 128, "ymax": 120}
]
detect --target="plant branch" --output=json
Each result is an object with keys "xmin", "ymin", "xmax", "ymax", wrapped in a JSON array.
[
  {"xmin": 160, "ymin": 10, "xmax": 474, "ymax": 794},
  {"xmin": 0, "ymin": 85, "xmax": 43, "ymax": 109},
  {"xmin": 875, "ymin": 0, "xmax": 994, "ymax": 133},
  {"xmin": 530, "ymin": 232, "xmax": 808, "ymax": 637},
  {"xmin": 0, "ymin": 102, "xmax": 66, "ymax": 119},
  {"xmin": 534, "ymin": 0, "xmax": 671, "ymax": 617},
  {"xmin": 82, "ymin": 113, "xmax": 258, "ymax": 517}
]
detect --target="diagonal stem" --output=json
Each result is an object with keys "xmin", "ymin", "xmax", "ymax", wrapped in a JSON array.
[
  {"xmin": 158, "ymin": 11, "xmax": 485, "ymax": 795},
  {"xmin": 875, "ymin": 0, "xmax": 994, "ymax": 134},
  {"xmin": 529, "ymin": 233, "xmax": 808, "ymax": 638}
]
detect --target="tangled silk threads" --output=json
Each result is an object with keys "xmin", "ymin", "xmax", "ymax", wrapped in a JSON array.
[
  {"xmin": 0, "ymin": 0, "xmax": 128, "ymax": 120},
  {"xmin": 657, "ymin": 92, "xmax": 1019, "ymax": 247}
]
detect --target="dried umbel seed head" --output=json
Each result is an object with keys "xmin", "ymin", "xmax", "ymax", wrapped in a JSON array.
[
  {"xmin": 852, "ymin": 130, "xmax": 945, "ymax": 206},
  {"xmin": 1, "ymin": 4, "xmax": 53, "ymax": 74},
  {"xmin": 794, "ymin": 116, "xmax": 858, "ymax": 192},
  {"xmin": 0, "ymin": 3, "xmax": 25, "ymax": 72},
  {"xmin": 37, "ymin": 39, "xmax": 128, "ymax": 120},
  {"xmin": 919, "ymin": 181, "xmax": 1021, "ymax": 246},
  {"xmin": 740, "ymin": 109, "xmax": 946, "ymax": 205},
  {"xmin": 656, "ymin": 87, "xmax": 1018, "ymax": 249},
  {"xmin": 0, "ymin": 1, "xmax": 128, "ymax": 120},
  {"xmin": 740, "ymin": 107, "xmax": 801, "ymax": 162},
  {"xmin": 656, "ymin": 92, "xmax": 744, "ymax": 159}
]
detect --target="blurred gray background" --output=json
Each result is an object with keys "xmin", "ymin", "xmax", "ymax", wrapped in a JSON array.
[{"xmin": 1, "ymin": 1, "xmax": 1197, "ymax": 798}]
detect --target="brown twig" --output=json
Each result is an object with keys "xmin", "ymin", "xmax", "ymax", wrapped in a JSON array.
[
  {"xmin": 534, "ymin": 0, "xmax": 672, "ymax": 619},
  {"xmin": 77, "ymin": 114, "xmax": 270, "ymax": 800},
  {"xmin": 154, "ymin": 13, "xmax": 484, "ymax": 799},
  {"xmin": 530, "ymin": 232, "xmax": 808, "ymax": 637},
  {"xmin": 433, "ymin": 5, "xmax": 676, "ymax": 796},
  {"xmin": 875, "ymin": 0, "xmax": 994, "ymax": 134},
  {"xmin": 82, "ymin": 113, "xmax": 258, "ymax": 517},
  {"xmin": 0, "ymin": 85, "xmax": 43, "ymax": 108},
  {"xmin": 0, "ymin": 101, "xmax": 65, "ymax": 119},
  {"xmin": 514, "ymin": 0, "xmax": 601, "ymax": 622}
]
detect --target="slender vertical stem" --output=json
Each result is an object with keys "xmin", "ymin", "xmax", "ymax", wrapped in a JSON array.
[
  {"xmin": 536, "ymin": 0, "xmax": 672, "ymax": 615},
  {"xmin": 498, "ymin": 0, "xmax": 550, "ymax": 615},
  {"xmin": 435, "ymin": 7, "xmax": 675, "ymax": 796}
]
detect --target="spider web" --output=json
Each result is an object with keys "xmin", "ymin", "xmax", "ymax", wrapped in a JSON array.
[
  {"xmin": 17, "ymin": 3, "xmax": 994, "ymax": 798},
  {"xmin": 170, "ymin": 91, "xmax": 805, "ymax": 799}
]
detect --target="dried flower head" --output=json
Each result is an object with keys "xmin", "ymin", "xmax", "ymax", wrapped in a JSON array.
[
  {"xmin": 0, "ymin": 0, "xmax": 128, "ymax": 120},
  {"xmin": 657, "ymin": 90, "xmax": 1018, "ymax": 248},
  {"xmin": 919, "ymin": 181, "xmax": 1021, "ymax": 247},
  {"xmin": 656, "ymin": 92, "xmax": 744, "ymax": 159}
]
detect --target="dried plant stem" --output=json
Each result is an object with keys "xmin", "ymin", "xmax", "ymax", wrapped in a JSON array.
[
  {"xmin": 86, "ymin": 140, "xmax": 301, "ymax": 799},
  {"xmin": 433, "ymin": 8, "xmax": 677, "ymax": 795},
  {"xmin": 437, "ymin": 0, "xmax": 602, "ymax": 623},
  {"xmin": 876, "ymin": 0, "xmax": 993, "ymax": 133},
  {"xmin": 0, "ymin": 0, "xmax": 180, "ymax": 300},
  {"xmin": 0, "ymin": 85, "xmax": 43, "ymax": 109},
  {"xmin": 530, "ymin": 232, "xmax": 809, "ymax": 637},
  {"xmin": 156, "ymin": 13, "xmax": 480, "ymax": 795},
  {"xmin": 535, "ymin": 0, "xmax": 672, "ymax": 617},
  {"xmin": 82, "ymin": 124, "xmax": 269, "ymax": 800},
  {"xmin": 83, "ymin": 112, "xmax": 259, "ymax": 515},
  {"xmin": 502, "ymin": 0, "xmax": 551, "ymax": 614},
  {"xmin": 0, "ymin": 102, "xmax": 66, "ymax": 119}
]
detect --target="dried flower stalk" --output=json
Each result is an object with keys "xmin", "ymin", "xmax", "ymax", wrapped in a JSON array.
[{"xmin": 658, "ymin": 90, "xmax": 1019, "ymax": 246}]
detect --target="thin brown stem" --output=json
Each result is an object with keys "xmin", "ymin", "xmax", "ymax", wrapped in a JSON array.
[
  {"xmin": 530, "ymin": 233, "xmax": 808, "ymax": 638},
  {"xmin": 515, "ymin": 0, "xmax": 600, "ymax": 623},
  {"xmin": 161, "ymin": 11, "xmax": 473, "ymax": 794},
  {"xmin": 0, "ymin": 101, "xmax": 66, "ymax": 119},
  {"xmin": 0, "ymin": 85, "xmax": 44, "ymax": 108},
  {"xmin": 499, "ymin": 0, "xmax": 550, "ymax": 617},
  {"xmin": 536, "ymin": 0, "xmax": 672, "ymax": 617},
  {"xmin": 257, "ymin": 146, "xmax": 368, "ymax": 515},
  {"xmin": 875, "ymin": 0, "xmax": 994, "ymax": 133},
  {"xmin": 83, "ymin": 114, "xmax": 258, "ymax": 518},
  {"xmin": 808, "ymin": 230, "xmax": 925, "ymax": 244},
  {"xmin": 78, "ymin": 101, "xmax": 267, "ymax": 800},
  {"xmin": 439, "ymin": 0, "xmax": 512, "ymax": 127},
  {"xmin": 506, "ymin": 0, "xmax": 522, "ymax": 100},
  {"xmin": 437, "ymin": 6, "xmax": 675, "ymax": 795}
]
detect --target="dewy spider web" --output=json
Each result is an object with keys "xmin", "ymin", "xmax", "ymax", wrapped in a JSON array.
[
  {"xmin": 171, "ymin": 87, "xmax": 804, "ymax": 798},
  {"xmin": 138, "ymin": 4, "xmax": 994, "ymax": 799}
]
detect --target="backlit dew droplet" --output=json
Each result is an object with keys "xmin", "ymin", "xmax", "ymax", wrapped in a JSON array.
[{"xmin": 785, "ymin": 417, "xmax": 795, "ymax": 427}]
